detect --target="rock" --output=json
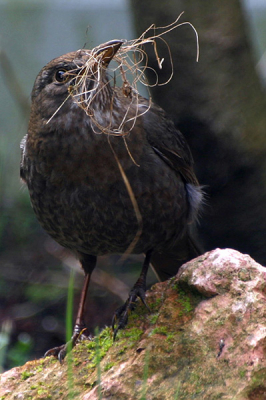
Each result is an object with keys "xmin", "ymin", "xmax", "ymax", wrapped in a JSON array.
[{"xmin": 1, "ymin": 248, "xmax": 266, "ymax": 399}]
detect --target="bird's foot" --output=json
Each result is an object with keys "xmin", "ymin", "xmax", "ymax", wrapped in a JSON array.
[
  {"xmin": 112, "ymin": 284, "xmax": 150, "ymax": 340},
  {"xmin": 44, "ymin": 327, "xmax": 88, "ymax": 363}
]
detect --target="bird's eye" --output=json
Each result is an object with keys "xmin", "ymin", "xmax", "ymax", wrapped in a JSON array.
[{"xmin": 55, "ymin": 69, "xmax": 68, "ymax": 83}]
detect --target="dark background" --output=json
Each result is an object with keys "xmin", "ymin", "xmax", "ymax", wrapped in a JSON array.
[{"xmin": 0, "ymin": 0, "xmax": 265, "ymax": 370}]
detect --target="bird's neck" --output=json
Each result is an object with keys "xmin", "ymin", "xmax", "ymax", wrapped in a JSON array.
[{"xmin": 77, "ymin": 82, "xmax": 126, "ymax": 136}]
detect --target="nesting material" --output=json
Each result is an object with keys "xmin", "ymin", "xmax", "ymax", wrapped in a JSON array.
[{"xmin": 50, "ymin": 13, "xmax": 199, "ymax": 137}]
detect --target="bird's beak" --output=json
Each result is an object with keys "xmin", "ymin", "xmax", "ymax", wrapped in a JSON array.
[{"xmin": 95, "ymin": 40, "xmax": 124, "ymax": 66}]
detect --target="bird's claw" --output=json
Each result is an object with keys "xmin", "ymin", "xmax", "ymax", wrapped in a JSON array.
[
  {"xmin": 44, "ymin": 330, "xmax": 87, "ymax": 363},
  {"xmin": 44, "ymin": 342, "xmax": 71, "ymax": 364},
  {"xmin": 112, "ymin": 284, "xmax": 150, "ymax": 340}
]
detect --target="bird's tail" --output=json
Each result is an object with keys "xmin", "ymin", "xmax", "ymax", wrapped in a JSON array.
[{"xmin": 150, "ymin": 234, "xmax": 202, "ymax": 282}]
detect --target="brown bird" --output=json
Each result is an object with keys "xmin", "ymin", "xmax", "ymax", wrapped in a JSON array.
[{"xmin": 20, "ymin": 40, "xmax": 203, "ymax": 361}]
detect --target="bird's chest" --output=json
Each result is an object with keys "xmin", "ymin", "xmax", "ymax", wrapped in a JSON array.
[
  {"xmin": 25, "ymin": 142, "xmax": 143, "ymax": 254},
  {"xmin": 29, "ymin": 174, "xmax": 139, "ymax": 252},
  {"xmin": 23, "ymin": 130, "xmax": 187, "ymax": 255}
]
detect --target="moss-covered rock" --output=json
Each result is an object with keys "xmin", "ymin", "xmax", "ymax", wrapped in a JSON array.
[{"xmin": 1, "ymin": 249, "xmax": 266, "ymax": 399}]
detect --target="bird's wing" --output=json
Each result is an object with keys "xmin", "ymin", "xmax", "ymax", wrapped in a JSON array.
[
  {"xmin": 138, "ymin": 98, "xmax": 202, "ymax": 278},
  {"xmin": 139, "ymin": 99, "xmax": 199, "ymax": 186}
]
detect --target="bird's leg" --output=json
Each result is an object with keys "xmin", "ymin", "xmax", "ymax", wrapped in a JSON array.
[
  {"xmin": 44, "ymin": 254, "xmax": 96, "ymax": 363},
  {"xmin": 112, "ymin": 250, "xmax": 153, "ymax": 340},
  {"xmin": 73, "ymin": 271, "xmax": 91, "ymax": 336}
]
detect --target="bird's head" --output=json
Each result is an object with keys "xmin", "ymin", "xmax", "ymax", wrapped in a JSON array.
[{"xmin": 31, "ymin": 40, "xmax": 124, "ymax": 125}]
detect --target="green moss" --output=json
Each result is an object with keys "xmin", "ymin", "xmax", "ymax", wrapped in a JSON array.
[
  {"xmin": 149, "ymin": 297, "xmax": 163, "ymax": 311},
  {"xmin": 131, "ymin": 303, "xmax": 148, "ymax": 319},
  {"xmin": 76, "ymin": 327, "xmax": 114, "ymax": 370},
  {"xmin": 116, "ymin": 344, "xmax": 128, "ymax": 356},
  {"xmin": 169, "ymin": 276, "xmax": 176, "ymax": 284},
  {"xmin": 250, "ymin": 368, "xmax": 266, "ymax": 388},
  {"xmin": 37, "ymin": 388, "xmax": 51, "ymax": 397},
  {"xmin": 172, "ymin": 286, "xmax": 197, "ymax": 316},
  {"xmin": 149, "ymin": 313, "xmax": 159, "ymax": 324},
  {"xmin": 122, "ymin": 327, "xmax": 143, "ymax": 342},
  {"xmin": 34, "ymin": 366, "xmax": 44, "ymax": 373},
  {"xmin": 73, "ymin": 357, "xmax": 81, "ymax": 367},
  {"xmin": 150, "ymin": 326, "xmax": 168, "ymax": 336},
  {"xmin": 171, "ymin": 281, "xmax": 179, "ymax": 291},
  {"xmin": 190, "ymin": 371, "xmax": 201, "ymax": 383},
  {"xmin": 166, "ymin": 333, "xmax": 175, "ymax": 342},
  {"xmin": 21, "ymin": 370, "xmax": 34, "ymax": 380},
  {"xmin": 104, "ymin": 361, "xmax": 115, "ymax": 371},
  {"xmin": 215, "ymin": 318, "xmax": 225, "ymax": 326},
  {"xmin": 239, "ymin": 369, "xmax": 246, "ymax": 378}
]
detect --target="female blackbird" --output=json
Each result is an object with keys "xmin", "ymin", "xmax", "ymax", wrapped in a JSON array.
[{"xmin": 20, "ymin": 40, "xmax": 202, "ymax": 361}]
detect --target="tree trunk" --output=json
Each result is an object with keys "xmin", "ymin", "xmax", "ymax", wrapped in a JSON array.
[{"xmin": 130, "ymin": 0, "xmax": 266, "ymax": 264}]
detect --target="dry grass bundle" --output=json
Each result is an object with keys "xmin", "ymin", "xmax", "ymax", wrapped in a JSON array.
[{"xmin": 52, "ymin": 13, "xmax": 199, "ymax": 137}]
